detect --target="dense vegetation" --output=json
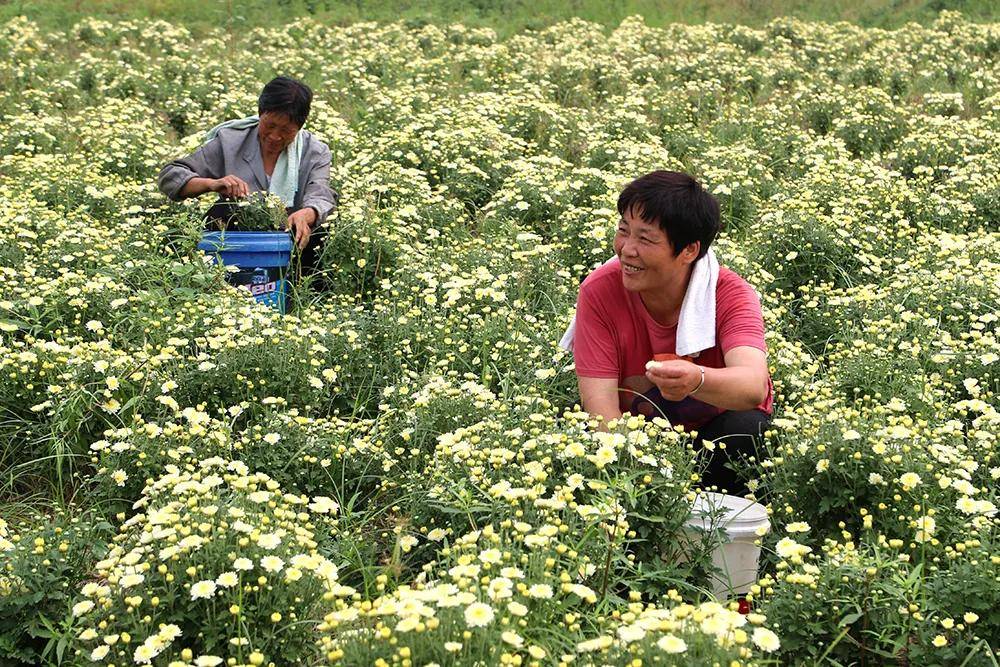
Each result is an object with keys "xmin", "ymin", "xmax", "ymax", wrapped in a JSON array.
[
  {"xmin": 2, "ymin": 0, "xmax": 999, "ymax": 36},
  {"xmin": 0, "ymin": 10, "xmax": 998, "ymax": 666}
]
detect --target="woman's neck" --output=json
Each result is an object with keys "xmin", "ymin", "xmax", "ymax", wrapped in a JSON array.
[
  {"xmin": 258, "ymin": 135, "xmax": 281, "ymax": 162},
  {"xmin": 639, "ymin": 266, "xmax": 692, "ymax": 326}
]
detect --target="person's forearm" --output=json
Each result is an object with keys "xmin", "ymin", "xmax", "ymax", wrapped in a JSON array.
[
  {"xmin": 689, "ymin": 365, "xmax": 767, "ymax": 411},
  {"xmin": 179, "ymin": 177, "xmax": 217, "ymax": 199},
  {"xmin": 578, "ymin": 376, "xmax": 623, "ymax": 432}
]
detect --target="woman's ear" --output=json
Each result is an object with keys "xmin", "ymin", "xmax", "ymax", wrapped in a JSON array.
[{"xmin": 683, "ymin": 241, "xmax": 701, "ymax": 263}]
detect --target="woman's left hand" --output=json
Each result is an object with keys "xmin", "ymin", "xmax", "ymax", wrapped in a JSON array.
[{"xmin": 287, "ymin": 208, "xmax": 317, "ymax": 250}]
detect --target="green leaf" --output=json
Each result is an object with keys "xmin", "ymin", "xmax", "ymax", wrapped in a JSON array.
[{"xmin": 838, "ymin": 611, "xmax": 863, "ymax": 627}]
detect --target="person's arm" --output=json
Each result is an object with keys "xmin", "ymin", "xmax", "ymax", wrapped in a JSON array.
[
  {"xmin": 158, "ymin": 136, "xmax": 240, "ymax": 201},
  {"xmin": 578, "ymin": 376, "xmax": 622, "ymax": 430},
  {"xmin": 178, "ymin": 177, "xmax": 217, "ymax": 198},
  {"xmin": 179, "ymin": 176, "xmax": 249, "ymax": 199},
  {"xmin": 646, "ymin": 273, "xmax": 770, "ymax": 410},
  {"xmin": 572, "ymin": 279, "xmax": 624, "ymax": 429},
  {"xmin": 645, "ymin": 346, "xmax": 769, "ymax": 411},
  {"xmin": 299, "ymin": 141, "xmax": 337, "ymax": 226}
]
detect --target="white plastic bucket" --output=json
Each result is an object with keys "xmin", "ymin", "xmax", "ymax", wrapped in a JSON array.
[{"xmin": 684, "ymin": 492, "xmax": 770, "ymax": 599}]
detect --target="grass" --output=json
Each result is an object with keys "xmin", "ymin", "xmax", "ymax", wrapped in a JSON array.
[{"xmin": 1, "ymin": 0, "xmax": 997, "ymax": 36}]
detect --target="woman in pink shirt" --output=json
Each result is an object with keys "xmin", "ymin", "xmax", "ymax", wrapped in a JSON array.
[{"xmin": 573, "ymin": 171, "xmax": 772, "ymax": 496}]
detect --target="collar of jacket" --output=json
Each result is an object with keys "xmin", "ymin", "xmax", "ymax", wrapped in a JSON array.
[{"xmin": 240, "ymin": 126, "xmax": 270, "ymax": 191}]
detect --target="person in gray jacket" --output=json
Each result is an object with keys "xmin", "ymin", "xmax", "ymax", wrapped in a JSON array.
[{"xmin": 157, "ymin": 76, "xmax": 338, "ymax": 267}]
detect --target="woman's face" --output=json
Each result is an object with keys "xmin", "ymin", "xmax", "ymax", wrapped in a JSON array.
[
  {"xmin": 258, "ymin": 111, "xmax": 301, "ymax": 154},
  {"xmin": 613, "ymin": 205, "xmax": 697, "ymax": 294}
]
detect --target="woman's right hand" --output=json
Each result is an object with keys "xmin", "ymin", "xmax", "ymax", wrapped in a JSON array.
[{"xmin": 210, "ymin": 175, "xmax": 251, "ymax": 199}]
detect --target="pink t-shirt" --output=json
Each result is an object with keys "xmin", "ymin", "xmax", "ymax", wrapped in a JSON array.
[{"xmin": 573, "ymin": 258, "xmax": 773, "ymax": 430}]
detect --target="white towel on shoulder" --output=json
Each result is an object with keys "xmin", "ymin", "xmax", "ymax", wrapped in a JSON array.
[
  {"xmin": 559, "ymin": 249, "xmax": 720, "ymax": 358},
  {"xmin": 675, "ymin": 248, "xmax": 719, "ymax": 357}
]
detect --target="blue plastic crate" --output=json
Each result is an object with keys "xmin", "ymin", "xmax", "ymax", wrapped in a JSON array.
[{"xmin": 198, "ymin": 231, "xmax": 293, "ymax": 313}]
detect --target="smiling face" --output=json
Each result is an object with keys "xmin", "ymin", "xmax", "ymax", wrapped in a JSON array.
[
  {"xmin": 613, "ymin": 205, "xmax": 699, "ymax": 294},
  {"xmin": 258, "ymin": 111, "xmax": 301, "ymax": 155}
]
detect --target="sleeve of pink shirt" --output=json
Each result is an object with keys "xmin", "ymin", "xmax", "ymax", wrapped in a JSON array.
[
  {"xmin": 572, "ymin": 280, "xmax": 620, "ymax": 378},
  {"xmin": 716, "ymin": 272, "xmax": 768, "ymax": 356}
]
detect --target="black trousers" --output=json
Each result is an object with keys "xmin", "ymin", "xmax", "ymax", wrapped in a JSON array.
[
  {"xmin": 202, "ymin": 199, "xmax": 327, "ymax": 279},
  {"xmin": 691, "ymin": 409, "xmax": 771, "ymax": 497}
]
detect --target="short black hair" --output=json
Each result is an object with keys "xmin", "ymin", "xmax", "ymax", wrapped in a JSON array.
[
  {"xmin": 617, "ymin": 171, "xmax": 721, "ymax": 259},
  {"xmin": 258, "ymin": 76, "xmax": 312, "ymax": 127}
]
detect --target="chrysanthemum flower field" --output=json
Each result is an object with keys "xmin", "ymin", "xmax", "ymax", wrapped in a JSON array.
[{"xmin": 0, "ymin": 12, "xmax": 998, "ymax": 666}]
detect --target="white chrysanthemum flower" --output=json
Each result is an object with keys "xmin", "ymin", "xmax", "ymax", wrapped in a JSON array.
[
  {"xmin": 526, "ymin": 583, "xmax": 554, "ymax": 599},
  {"xmin": 308, "ymin": 496, "xmax": 340, "ymax": 514},
  {"xmin": 119, "ymin": 573, "xmax": 144, "ymax": 588},
  {"xmin": 478, "ymin": 548, "xmax": 502, "ymax": 564},
  {"xmin": 216, "ymin": 571, "xmax": 239, "ymax": 588},
  {"xmin": 657, "ymin": 634, "xmax": 687, "ymax": 653},
  {"xmin": 507, "ymin": 600, "xmax": 528, "ymax": 616},
  {"xmin": 578, "ymin": 636, "xmax": 614, "ymax": 652},
  {"xmin": 914, "ymin": 515, "xmax": 936, "ymax": 543},
  {"xmin": 260, "ymin": 556, "xmax": 284, "ymax": 572},
  {"xmin": 257, "ymin": 532, "xmax": 282, "ymax": 549},
  {"xmin": 72, "ymin": 600, "xmax": 95, "ymax": 616},
  {"xmin": 190, "ymin": 580, "xmax": 218, "ymax": 600},
  {"xmin": 501, "ymin": 631, "xmax": 524, "ymax": 647},
  {"xmin": 588, "ymin": 445, "xmax": 618, "ymax": 468},
  {"xmin": 617, "ymin": 624, "xmax": 646, "ymax": 643},
  {"xmin": 775, "ymin": 537, "xmax": 811, "ymax": 559},
  {"xmin": 464, "ymin": 602, "xmax": 495, "ymax": 627},
  {"xmin": 752, "ymin": 627, "xmax": 781, "ymax": 652}
]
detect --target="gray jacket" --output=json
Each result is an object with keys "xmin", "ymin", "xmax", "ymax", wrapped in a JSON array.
[{"xmin": 157, "ymin": 125, "xmax": 338, "ymax": 225}]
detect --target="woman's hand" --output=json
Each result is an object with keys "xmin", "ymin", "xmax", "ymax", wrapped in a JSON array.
[
  {"xmin": 644, "ymin": 348, "xmax": 769, "ymax": 411},
  {"xmin": 645, "ymin": 359, "xmax": 702, "ymax": 401},
  {"xmin": 287, "ymin": 207, "xmax": 317, "ymax": 250},
  {"xmin": 209, "ymin": 175, "xmax": 251, "ymax": 199}
]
